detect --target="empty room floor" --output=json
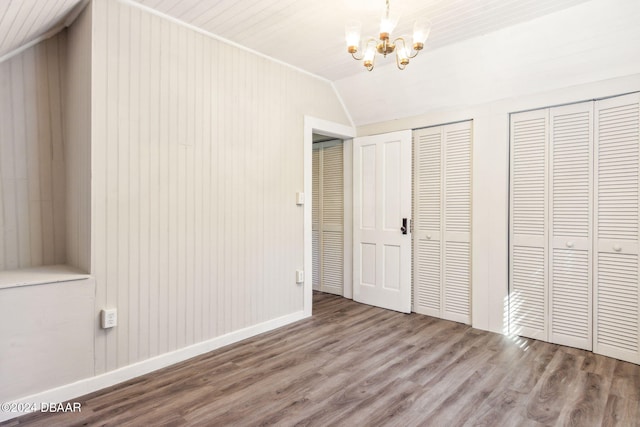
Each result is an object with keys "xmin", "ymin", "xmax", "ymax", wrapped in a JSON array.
[{"xmin": 4, "ymin": 292, "xmax": 640, "ymax": 426}]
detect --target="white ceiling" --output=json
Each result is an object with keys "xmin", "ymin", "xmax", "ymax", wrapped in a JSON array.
[
  {"xmin": 2, "ymin": 0, "xmax": 592, "ymax": 80},
  {"xmin": 135, "ymin": 0, "xmax": 592, "ymax": 81},
  {"xmin": 0, "ymin": 0, "xmax": 84, "ymax": 60}
]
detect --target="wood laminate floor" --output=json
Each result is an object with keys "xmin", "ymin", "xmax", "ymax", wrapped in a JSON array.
[{"xmin": 4, "ymin": 292, "xmax": 640, "ymax": 426}]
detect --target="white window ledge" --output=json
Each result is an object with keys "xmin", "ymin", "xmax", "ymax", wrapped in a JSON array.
[{"xmin": 0, "ymin": 265, "xmax": 90, "ymax": 290}]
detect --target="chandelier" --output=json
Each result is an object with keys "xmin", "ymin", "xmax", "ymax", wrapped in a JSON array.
[{"xmin": 345, "ymin": 0, "xmax": 431, "ymax": 71}]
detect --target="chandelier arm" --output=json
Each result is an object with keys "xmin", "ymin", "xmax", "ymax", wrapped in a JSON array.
[
  {"xmin": 393, "ymin": 37, "xmax": 421, "ymax": 59},
  {"xmin": 351, "ymin": 51, "xmax": 364, "ymax": 60}
]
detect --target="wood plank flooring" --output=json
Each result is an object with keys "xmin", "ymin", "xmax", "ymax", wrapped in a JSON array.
[{"xmin": 4, "ymin": 292, "xmax": 640, "ymax": 426}]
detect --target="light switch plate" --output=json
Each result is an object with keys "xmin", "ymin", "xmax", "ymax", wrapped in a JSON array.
[
  {"xmin": 296, "ymin": 192, "xmax": 305, "ymax": 205},
  {"xmin": 295, "ymin": 270, "xmax": 304, "ymax": 284},
  {"xmin": 101, "ymin": 308, "xmax": 117, "ymax": 329}
]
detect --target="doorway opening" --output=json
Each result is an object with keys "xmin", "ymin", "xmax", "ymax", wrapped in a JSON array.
[
  {"xmin": 303, "ymin": 117, "xmax": 355, "ymax": 317},
  {"xmin": 312, "ymin": 135, "xmax": 346, "ymax": 297}
]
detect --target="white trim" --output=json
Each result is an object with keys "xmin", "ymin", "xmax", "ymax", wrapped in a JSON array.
[
  {"xmin": 0, "ymin": 311, "xmax": 308, "ymax": 423},
  {"xmin": 331, "ymin": 82, "xmax": 356, "ymax": 129},
  {"xmin": 304, "ymin": 117, "xmax": 356, "ymax": 316},
  {"xmin": 0, "ymin": 264, "xmax": 90, "ymax": 290},
  {"xmin": 0, "ymin": 26, "xmax": 64, "ymax": 64},
  {"xmin": 343, "ymin": 139, "xmax": 354, "ymax": 300},
  {"xmin": 119, "ymin": 0, "xmax": 332, "ymax": 85},
  {"xmin": 0, "ymin": 0, "xmax": 90, "ymax": 65}
]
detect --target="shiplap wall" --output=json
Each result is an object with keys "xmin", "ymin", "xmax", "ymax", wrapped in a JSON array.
[
  {"xmin": 63, "ymin": 3, "xmax": 91, "ymax": 272},
  {"xmin": 0, "ymin": 33, "xmax": 67, "ymax": 271},
  {"xmin": 91, "ymin": 0, "xmax": 350, "ymax": 373}
]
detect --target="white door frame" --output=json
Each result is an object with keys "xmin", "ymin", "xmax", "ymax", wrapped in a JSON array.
[{"xmin": 304, "ymin": 116, "xmax": 356, "ymax": 317}]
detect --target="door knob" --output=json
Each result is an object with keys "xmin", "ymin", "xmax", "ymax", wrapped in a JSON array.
[
  {"xmin": 613, "ymin": 244, "xmax": 622, "ymax": 252},
  {"xmin": 426, "ymin": 234, "xmax": 432, "ymax": 240},
  {"xmin": 566, "ymin": 241, "xmax": 574, "ymax": 248},
  {"xmin": 400, "ymin": 218, "xmax": 408, "ymax": 235}
]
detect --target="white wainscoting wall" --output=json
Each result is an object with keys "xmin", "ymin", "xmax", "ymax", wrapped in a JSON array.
[
  {"xmin": 90, "ymin": 0, "xmax": 352, "ymax": 375},
  {"xmin": 0, "ymin": 33, "xmax": 67, "ymax": 270}
]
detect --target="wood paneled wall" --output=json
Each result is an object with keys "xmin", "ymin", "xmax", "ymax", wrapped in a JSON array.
[
  {"xmin": 63, "ymin": 3, "xmax": 92, "ymax": 273},
  {"xmin": 0, "ymin": 33, "xmax": 67, "ymax": 271},
  {"xmin": 91, "ymin": 0, "xmax": 351, "ymax": 373}
]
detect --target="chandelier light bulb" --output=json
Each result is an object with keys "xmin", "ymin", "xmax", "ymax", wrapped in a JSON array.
[
  {"xmin": 363, "ymin": 43, "xmax": 376, "ymax": 68},
  {"xmin": 379, "ymin": 15, "xmax": 398, "ymax": 39},
  {"xmin": 345, "ymin": 20, "xmax": 362, "ymax": 53},
  {"xmin": 397, "ymin": 44, "xmax": 410, "ymax": 66},
  {"xmin": 412, "ymin": 19, "xmax": 432, "ymax": 50}
]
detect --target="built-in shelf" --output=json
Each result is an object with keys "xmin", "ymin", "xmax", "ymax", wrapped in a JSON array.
[{"xmin": 0, "ymin": 265, "xmax": 90, "ymax": 290}]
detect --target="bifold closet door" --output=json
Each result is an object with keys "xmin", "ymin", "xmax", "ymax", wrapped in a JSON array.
[
  {"xmin": 509, "ymin": 109, "xmax": 548, "ymax": 340},
  {"xmin": 413, "ymin": 121, "xmax": 472, "ymax": 324},
  {"xmin": 313, "ymin": 149, "xmax": 321, "ymax": 291},
  {"xmin": 549, "ymin": 103, "xmax": 593, "ymax": 351},
  {"xmin": 312, "ymin": 142, "xmax": 344, "ymax": 296},
  {"xmin": 594, "ymin": 93, "xmax": 640, "ymax": 364},
  {"xmin": 510, "ymin": 104, "xmax": 593, "ymax": 348},
  {"xmin": 414, "ymin": 127, "xmax": 442, "ymax": 318}
]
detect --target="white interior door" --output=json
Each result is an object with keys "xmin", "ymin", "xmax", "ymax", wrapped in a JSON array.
[{"xmin": 353, "ymin": 130, "xmax": 412, "ymax": 313}]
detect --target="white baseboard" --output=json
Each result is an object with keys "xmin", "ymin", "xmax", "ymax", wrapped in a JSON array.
[{"xmin": 0, "ymin": 311, "xmax": 308, "ymax": 422}]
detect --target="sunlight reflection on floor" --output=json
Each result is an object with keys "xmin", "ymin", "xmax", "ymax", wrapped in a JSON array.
[{"xmin": 504, "ymin": 290, "xmax": 531, "ymax": 352}]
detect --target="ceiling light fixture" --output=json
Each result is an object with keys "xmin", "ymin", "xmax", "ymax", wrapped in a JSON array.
[{"xmin": 345, "ymin": 0, "xmax": 431, "ymax": 71}]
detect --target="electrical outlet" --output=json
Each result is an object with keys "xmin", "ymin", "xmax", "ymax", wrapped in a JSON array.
[{"xmin": 101, "ymin": 308, "xmax": 117, "ymax": 329}]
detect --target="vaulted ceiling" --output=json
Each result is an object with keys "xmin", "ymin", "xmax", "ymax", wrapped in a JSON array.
[
  {"xmin": 2, "ymin": 0, "xmax": 591, "ymax": 80},
  {"xmin": 3, "ymin": 0, "xmax": 638, "ymax": 127}
]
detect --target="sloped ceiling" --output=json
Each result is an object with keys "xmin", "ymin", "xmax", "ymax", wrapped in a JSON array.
[
  {"xmin": 5, "ymin": 0, "xmax": 634, "ymax": 127},
  {"xmin": 134, "ymin": 0, "xmax": 592, "ymax": 82},
  {"xmin": 2, "ymin": 0, "xmax": 591, "ymax": 78},
  {"xmin": 337, "ymin": 0, "xmax": 640, "ymax": 126},
  {"xmin": 0, "ymin": 0, "xmax": 85, "ymax": 60}
]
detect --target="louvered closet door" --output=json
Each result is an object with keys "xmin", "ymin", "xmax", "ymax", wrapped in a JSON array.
[
  {"xmin": 510, "ymin": 109, "xmax": 548, "ymax": 340},
  {"xmin": 413, "ymin": 127, "xmax": 442, "ymax": 317},
  {"xmin": 321, "ymin": 143, "xmax": 344, "ymax": 295},
  {"xmin": 313, "ymin": 141, "xmax": 344, "ymax": 296},
  {"xmin": 442, "ymin": 122, "xmax": 472, "ymax": 324},
  {"xmin": 594, "ymin": 93, "xmax": 640, "ymax": 364},
  {"xmin": 413, "ymin": 121, "xmax": 472, "ymax": 324},
  {"xmin": 549, "ymin": 103, "xmax": 593, "ymax": 350},
  {"xmin": 312, "ymin": 149, "xmax": 321, "ymax": 291}
]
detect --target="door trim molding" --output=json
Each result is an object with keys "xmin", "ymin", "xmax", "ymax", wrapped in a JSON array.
[{"xmin": 304, "ymin": 117, "xmax": 356, "ymax": 316}]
